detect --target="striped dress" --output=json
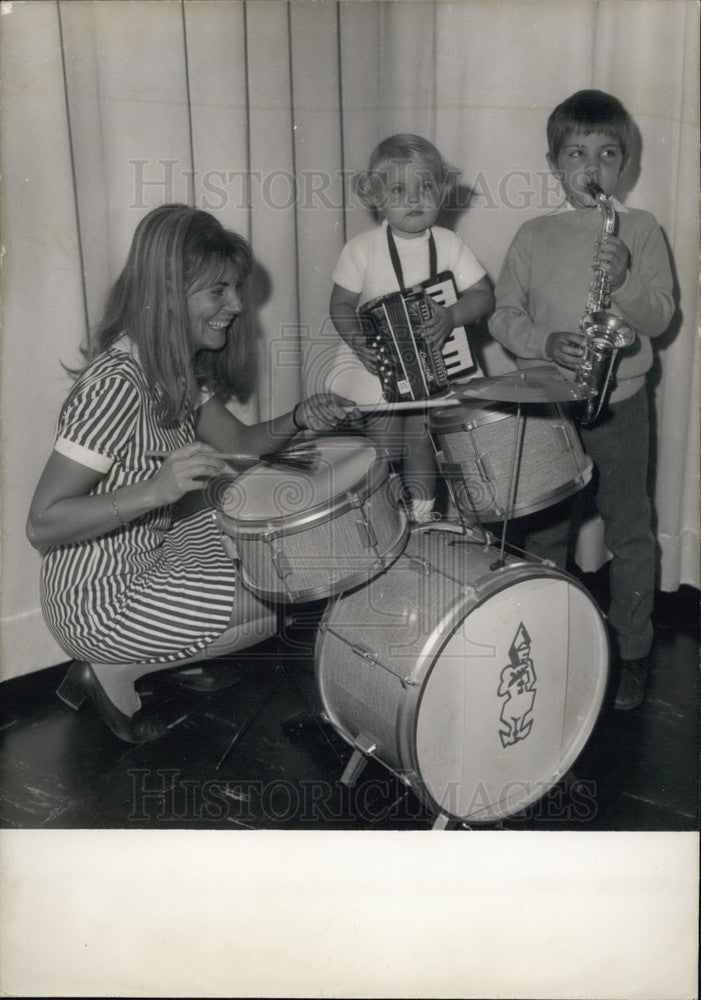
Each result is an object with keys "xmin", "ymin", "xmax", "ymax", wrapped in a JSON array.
[{"xmin": 40, "ymin": 346, "xmax": 238, "ymax": 664}]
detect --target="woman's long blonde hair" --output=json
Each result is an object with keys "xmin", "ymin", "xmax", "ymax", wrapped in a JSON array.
[{"xmin": 85, "ymin": 204, "xmax": 253, "ymax": 426}]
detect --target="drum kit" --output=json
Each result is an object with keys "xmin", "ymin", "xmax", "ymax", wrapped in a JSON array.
[{"xmin": 207, "ymin": 367, "xmax": 609, "ymax": 829}]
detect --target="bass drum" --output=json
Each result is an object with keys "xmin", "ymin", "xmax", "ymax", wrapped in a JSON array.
[{"xmin": 315, "ymin": 523, "xmax": 609, "ymax": 826}]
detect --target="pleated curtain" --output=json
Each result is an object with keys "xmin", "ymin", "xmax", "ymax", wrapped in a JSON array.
[{"xmin": 1, "ymin": 0, "xmax": 698, "ymax": 674}]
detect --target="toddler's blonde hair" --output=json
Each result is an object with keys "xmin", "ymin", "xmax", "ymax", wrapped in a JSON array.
[{"xmin": 354, "ymin": 133, "xmax": 460, "ymax": 212}]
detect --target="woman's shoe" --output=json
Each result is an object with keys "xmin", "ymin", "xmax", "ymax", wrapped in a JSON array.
[{"xmin": 56, "ymin": 660, "xmax": 167, "ymax": 744}]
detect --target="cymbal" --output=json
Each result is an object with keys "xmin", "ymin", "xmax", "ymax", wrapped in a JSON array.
[{"xmin": 453, "ymin": 370, "xmax": 588, "ymax": 404}]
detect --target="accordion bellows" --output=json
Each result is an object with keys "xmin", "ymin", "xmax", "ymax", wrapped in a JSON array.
[{"xmin": 358, "ymin": 271, "xmax": 475, "ymax": 403}]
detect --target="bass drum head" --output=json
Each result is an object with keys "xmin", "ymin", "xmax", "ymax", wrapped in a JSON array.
[{"xmin": 413, "ymin": 569, "xmax": 609, "ymax": 824}]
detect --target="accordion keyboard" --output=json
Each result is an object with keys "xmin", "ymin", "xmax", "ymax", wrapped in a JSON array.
[{"xmin": 423, "ymin": 273, "xmax": 475, "ymax": 380}]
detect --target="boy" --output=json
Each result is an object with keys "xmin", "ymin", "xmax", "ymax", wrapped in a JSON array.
[{"xmin": 489, "ymin": 90, "xmax": 674, "ymax": 710}]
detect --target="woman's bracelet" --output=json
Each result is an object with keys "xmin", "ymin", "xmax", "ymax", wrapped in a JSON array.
[
  {"xmin": 292, "ymin": 403, "xmax": 305, "ymax": 431},
  {"xmin": 110, "ymin": 491, "xmax": 129, "ymax": 528}
]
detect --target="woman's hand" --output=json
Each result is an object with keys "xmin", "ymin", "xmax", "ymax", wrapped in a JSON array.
[
  {"xmin": 294, "ymin": 393, "xmax": 361, "ymax": 433},
  {"xmin": 545, "ymin": 330, "xmax": 586, "ymax": 370},
  {"xmin": 151, "ymin": 442, "xmax": 226, "ymax": 505},
  {"xmin": 27, "ymin": 443, "xmax": 226, "ymax": 551}
]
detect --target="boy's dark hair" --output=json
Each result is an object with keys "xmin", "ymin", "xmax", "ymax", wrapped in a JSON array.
[{"xmin": 547, "ymin": 90, "xmax": 632, "ymax": 162}]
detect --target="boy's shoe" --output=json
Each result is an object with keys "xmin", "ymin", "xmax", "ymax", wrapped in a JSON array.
[{"xmin": 614, "ymin": 657, "xmax": 650, "ymax": 711}]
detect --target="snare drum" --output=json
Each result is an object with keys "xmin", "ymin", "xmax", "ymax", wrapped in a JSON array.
[
  {"xmin": 316, "ymin": 523, "xmax": 608, "ymax": 825},
  {"xmin": 214, "ymin": 435, "xmax": 409, "ymax": 603},
  {"xmin": 429, "ymin": 400, "xmax": 593, "ymax": 522}
]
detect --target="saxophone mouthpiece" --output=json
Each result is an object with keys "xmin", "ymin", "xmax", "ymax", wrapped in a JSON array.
[{"xmin": 585, "ymin": 180, "xmax": 606, "ymax": 202}]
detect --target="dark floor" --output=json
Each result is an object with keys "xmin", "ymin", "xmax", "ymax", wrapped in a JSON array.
[{"xmin": 1, "ymin": 567, "xmax": 698, "ymax": 832}]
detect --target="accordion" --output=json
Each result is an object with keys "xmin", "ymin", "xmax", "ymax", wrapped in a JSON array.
[{"xmin": 358, "ymin": 271, "xmax": 476, "ymax": 403}]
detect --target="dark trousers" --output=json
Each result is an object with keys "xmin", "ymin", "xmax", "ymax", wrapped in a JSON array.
[{"xmin": 512, "ymin": 389, "xmax": 655, "ymax": 661}]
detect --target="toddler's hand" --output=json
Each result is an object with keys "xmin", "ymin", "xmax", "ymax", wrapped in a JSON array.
[
  {"xmin": 351, "ymin": 334, "xmax": 380, "ymax": 375},
  {"xmin": 595, "ymin": 234, "xmax": 629, "ymax": 292},
  {"xmin": 422, "ymin": 299, "xmax": 453, "ymax": 349},
  {"xmin": 545, "ymin": 330, "xmax": 586, "ymax": 370}
]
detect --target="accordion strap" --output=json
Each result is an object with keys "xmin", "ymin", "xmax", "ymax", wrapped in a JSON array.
[{"xmin": 386, "ymin": 226, "xmax": 437, "ymax": 292}]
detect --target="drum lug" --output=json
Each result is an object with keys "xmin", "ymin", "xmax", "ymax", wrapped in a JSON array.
[
  {"xmin": 553, "ymin": 421, "xmax": 574, "ymax": 453},
  {"xmin": 270, "ymin": 545, "xmax": 293, "ymax": 580},
  {"xmin": 320, "ymin": 623, "xmax": 395, "ymax": 675},
  {"xmin": 475, "ymin": 451, "xmax": 496, "ymax": 487},
  {"xmin": 355, "ymin": 511, "xmax": 378, "ymax": 550},
  {"xmin": 407, "ymin": 556, "xmax": 430, "ymax": 575}
]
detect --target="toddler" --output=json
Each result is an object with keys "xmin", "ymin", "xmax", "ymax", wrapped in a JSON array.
[{"xmin": 329, "ymin": 133, "xmax": 493, "ymax": 522}]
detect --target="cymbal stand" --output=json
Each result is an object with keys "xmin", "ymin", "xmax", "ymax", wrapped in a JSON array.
[{"xmin": 491, "ymin": 402, "xmax": 525, "ymax": 569}]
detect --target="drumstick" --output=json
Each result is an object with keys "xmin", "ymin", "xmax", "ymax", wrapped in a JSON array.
[
  {"xmin": 145, "ymin": 450, "xmax": 314, "ymax": 461},
  {"xmin": 347, "ymin": 396, "xmax": 463, "ymax": 413},
  {"xmin": 146, "ymin": 444, "xmax": 318, "ymax": 470}
]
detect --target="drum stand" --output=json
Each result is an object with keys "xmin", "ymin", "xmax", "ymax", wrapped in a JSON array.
[{"xmin": 214, "ymin": 605, "xmax": 331, "ymax": 772}]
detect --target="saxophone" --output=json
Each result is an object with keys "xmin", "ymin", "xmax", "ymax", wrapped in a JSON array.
[{"xmin": 574, "ymin": 182, "xmax": 636, "ymax": 426}]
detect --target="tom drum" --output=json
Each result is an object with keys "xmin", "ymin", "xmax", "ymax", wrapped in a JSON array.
[
  {"xmin": 429, "ymin": 400, "xmax": 593, "ymax": 523},
  {"xmin": 214, "ymin": 435, "xmax": 409, "ymax": 603}
]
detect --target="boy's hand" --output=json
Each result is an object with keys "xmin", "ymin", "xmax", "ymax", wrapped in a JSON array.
[
  {"xmin": 595, "ymin": 234, "xmax": 629, "ymax": 292},
  {"xmin": 545, "ymin": 330, "xmax": 586, "ymax": 370},
  {"xmin": 422, "ymin": 299, "xmax": 454, "ymax": 349}
]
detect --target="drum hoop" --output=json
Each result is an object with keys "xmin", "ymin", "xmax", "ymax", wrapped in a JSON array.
[
  {"xmin": 402, "ymin": 563, "xmax": 610, "ymax": 822},
  {"xmin": 243, "ymin": 522, "xmax": 410, "ymax": 603},
  {"xmin": 468, "ymin": 461, "xmax": 594, "ymax": 522},
  {"xmin": 216, "ymin": 456, "xmax": 391, "ymax": 537},
  {"xmin": 429, "ymin": 404, "xmax": 517, "ymax": 431},
  {"xmin": 429, "ymin": 401, "xmax": 571, "ymax": 432}
]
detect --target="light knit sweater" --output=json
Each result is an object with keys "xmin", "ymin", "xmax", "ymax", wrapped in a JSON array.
[{"xmin": 489, "ymin": 202, "xmax": 674, "ymax": 402}]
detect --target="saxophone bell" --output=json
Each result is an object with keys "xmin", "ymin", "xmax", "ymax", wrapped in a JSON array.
[{"xmin": 576, "ymin": 311, "xmax": 635, "ymax": 425}]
